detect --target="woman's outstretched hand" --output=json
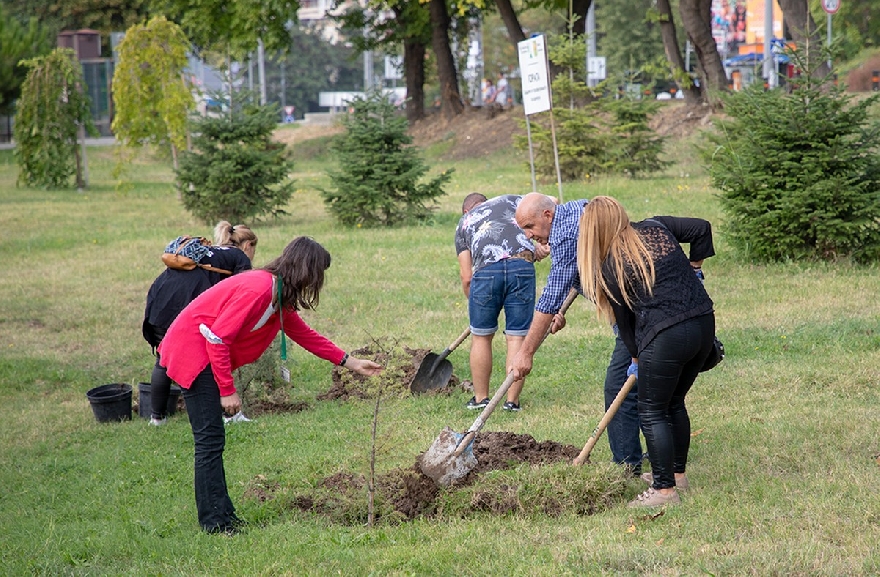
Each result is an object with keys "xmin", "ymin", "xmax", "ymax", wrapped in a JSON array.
[{"xmin": 347, "ymin": 357, "xmax": 384, "ymax": 376}]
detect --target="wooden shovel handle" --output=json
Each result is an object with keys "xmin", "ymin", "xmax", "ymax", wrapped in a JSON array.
[
  {"xmin": 572, "ymin": 374, "xmax": 637, "ymax": 466},
  {"xmin": 438, "ymin": 327, "xmax": 471, "ymax": 361},
  {"xmin": 451, "ymin": 289, "xmax": 578, "ymax": 457},
  {"xmin": 453, "ymin": 370, "xmax": 517, "ymax": 457},
  {"xmin": 541, "ymin": 287, "xmax": 578, "ymax": 343}
]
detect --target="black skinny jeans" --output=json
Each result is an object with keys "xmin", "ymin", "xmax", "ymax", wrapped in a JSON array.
[
  {"xmin": 638, "ymin": 313, "xmax": 715, "ymax": 490},
  {"xmin": 183, "ymin": 365, "xmax": 236, "ymax": 531},
  {"xmin": 150, "ymin": 353, "xmax": 173, "ymax": 420}
]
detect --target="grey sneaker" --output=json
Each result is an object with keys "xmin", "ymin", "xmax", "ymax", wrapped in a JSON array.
[
  {"xmin": 502, "ymin": 401, "xmax": 521, "ymax": 411},
  {"xmin": 641, "ymin": 472, "xmax": 690, "ymax": 491},
  {"xmin": 465, "ymin": 396, "xmax": 489, "ymax": 410},
  {"xmin": 627, "ymin": 487, "xmax": 681, "ymax": 508},
  {"xmin": 149, "ymin": 416, "xmax": 167, "ymax": 426}
]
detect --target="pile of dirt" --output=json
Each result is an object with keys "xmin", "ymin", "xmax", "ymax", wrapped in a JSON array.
[
  {"xmin": 319, "ymin": 344, "xmax": 459, "ymax": 401},
  {"xmin": 408, "ymin": 105, "xmax": 522, "ymax": 160},
  {"xmin": 274, "ymin": 101, "xmax": 713, "ymax": 162},
  {"xmin": 286, "ymin": 431, "xmax": 591, "ymax": 523},
  {"xmin": 649, "ymin": 102, "xmax": 715, "ymax": 138}
]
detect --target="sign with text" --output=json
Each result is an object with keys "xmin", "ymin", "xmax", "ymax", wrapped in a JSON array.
[
  {"xmin": 588, "ymin": 56, "xmax": 606, "ymax": 81},
  {"xmin": 517, "ymin": 35, "xmax": 552, "ymax": 115}
]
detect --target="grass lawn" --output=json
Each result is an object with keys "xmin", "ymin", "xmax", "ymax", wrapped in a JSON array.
[{"xmin": 1, "ymin": 127, "xmax": 879, "ymax": 576}]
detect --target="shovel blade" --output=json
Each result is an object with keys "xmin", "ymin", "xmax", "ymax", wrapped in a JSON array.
[
  {"xmin": 410, "ymin": 353, "xmax": 454, "ymax": 394},
  {"xmin": 418, "ymin": 426, "xmax": 478, "ymax": 487}
]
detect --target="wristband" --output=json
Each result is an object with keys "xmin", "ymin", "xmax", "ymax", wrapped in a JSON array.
[{"xmin": 338, "ymin": 352, "xmax": 349, "ymax": 367}]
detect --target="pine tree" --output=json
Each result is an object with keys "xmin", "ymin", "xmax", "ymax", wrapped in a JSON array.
[{"xmin": 322, "ymin": 92, "xmax": 452, "ymax": 227}]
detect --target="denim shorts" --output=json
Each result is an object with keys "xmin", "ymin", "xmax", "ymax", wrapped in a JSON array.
[{"xmin": 468, "ymin": 258, "xmax": 536, "ymax": 337}]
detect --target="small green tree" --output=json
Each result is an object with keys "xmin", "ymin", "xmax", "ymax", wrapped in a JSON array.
[
  {"xmin": 111, "ymin": 16, "xmax": 195, "ymax": 173},
  {"xmin": 13, "ymin": 48, "xmax": 96, "ymax": 189},
  {"xmin": 516, "ymin": 30, "xmax": 668, "ymax": 182},
  {"xmin": 322, "ymin": 92, "xmax": 452, "ymax": 227},
  {"xmin": 176, "ymin": 102, "xmax": 294, "ymax": 224},
  {"xmin": 700, "ymin": 54, "xmax": 880, "ymax": 263}
]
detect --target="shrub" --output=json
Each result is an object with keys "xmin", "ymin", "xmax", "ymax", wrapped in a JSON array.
[
  {"xmin": 321, "ymin": 91, "xmax": 452, "ymax": 227},
  {"xmin": 13, "ymin": 48, "xmax": 96, "ymax": 189},
  {"xmin": 176, "ymin": 103, "xmax": 294, "ymax": 224},
  {"xmin": 514, "ymin": 30, "xmax": 667, "ymax": 182},
  {"xmin": 700, "ymin": 60, "xmax": 880, "ymax": 263}
]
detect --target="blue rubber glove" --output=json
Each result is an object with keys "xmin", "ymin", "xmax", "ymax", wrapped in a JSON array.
[
  {"xmin": 612, "ymin": 323, "xmax": 619, "ymax": 337},
  {"xmin": 694, "ymin": 268, "xmax": 705, "ymax": 283},
  {"xmin": 626, "ymin": 361, "xmax": 638, "ymax": 379}
]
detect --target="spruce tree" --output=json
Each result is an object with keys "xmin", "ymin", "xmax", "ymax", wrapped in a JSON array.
[
  {"xmin": 322, "ymin": 91, "xmax": 452, "ymax": 227},
  {"xmin": 701, "ymin": 56, "xmax": 880, "ymax": 263}
]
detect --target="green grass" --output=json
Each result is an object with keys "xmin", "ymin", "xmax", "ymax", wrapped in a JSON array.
[{"xmin": 1, "ymin": 130, "xmax": 879, "ymax": 576}]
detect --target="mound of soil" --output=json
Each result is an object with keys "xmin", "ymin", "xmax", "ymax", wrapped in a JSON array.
[
  {"xmin": 319, "ymin": 345, "xmax": 459, "ymax": 401},
  {"xmin": 288, "ymin": 431, "xmax": 582, "ymax": 522}
]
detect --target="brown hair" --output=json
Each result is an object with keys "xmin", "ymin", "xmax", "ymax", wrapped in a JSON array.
[
  {"xmin": 213, "ymin": 221, "xmax": 258, "ymax": 249},
  {"xmin": 576, "ymin": 196, "xmax": 654, "ymax": 325},
  {"xmin": 261, "ymin": 236, "xmax": 331, "ymax": 311},
  {"xmin": 461, "ymin": 193, "xmax": 487, "ymax": 214}
]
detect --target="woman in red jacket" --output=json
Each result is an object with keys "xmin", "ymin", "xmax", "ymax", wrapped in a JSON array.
[{"xmin": 159, "ymin": 236, "xmax": 383, "ymax": 534}]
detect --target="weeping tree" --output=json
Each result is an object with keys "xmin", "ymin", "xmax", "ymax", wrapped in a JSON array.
[
  {"xmin": 111, "ymin": 16, "xmax": 195, "ymax": 175},
  {"xmin": 13, "ymin": 48, "xmax": 96, "ymax": 189}
]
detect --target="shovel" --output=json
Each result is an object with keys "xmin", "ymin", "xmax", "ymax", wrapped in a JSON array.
[
  {"xmin": 419, "ymin": 288, "xmax": 578, "ymax": 487},
  {"xmin": 410, "ymin": 327, "xmax": 471, "ymax": 394},
  {"xmin": 572, "ymin": 373, "xmax": 637, "ymax": 466}
]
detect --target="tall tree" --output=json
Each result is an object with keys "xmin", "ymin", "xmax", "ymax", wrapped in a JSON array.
[
  {"xmin": 428, "ymin": 0, "xmax": 464, "ymax": 118},
  {"xmin": 393, "ymin": 2, "xmax": 429, "ymax": 121},
  {"xmin": 0, "ymin": 7, "xmax": 53, "ymax": 115},
  {"xmin": 111, "ymin": 16, "xmax": 194, "ymax": 171},
  {"xmin": 5, "ymin": 0, "xmax": 151, "ymax": 42},
  {"xmin": 154, "ymin": 0, "xmax": 299, "ymax": 55},
  {"xmin": 654, "ymin": 0, "xmax": 704, "ymax": 104},
  {"xmin": 679, "ymin": 0, "xmax": 728, "ymax": 99},
  {"xmin": 333, "ymin": 0, "xmax": 431, "ymax": 122},
  {"xmin": 778, "ymin": 0, "xmax": 829, "ymax": 77}
]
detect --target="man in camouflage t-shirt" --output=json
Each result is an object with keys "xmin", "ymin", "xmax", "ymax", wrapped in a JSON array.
[{"xmin": 454, "ymin": 193, "xmax": 538, "ymax": 411}]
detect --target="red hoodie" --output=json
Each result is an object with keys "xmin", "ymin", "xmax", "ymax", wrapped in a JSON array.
[{"xmin": 158, "ymin": 270, "xmax": 345, "ymax": 396}]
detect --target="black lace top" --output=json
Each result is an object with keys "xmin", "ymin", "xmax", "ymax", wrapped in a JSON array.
[{"xmin": 602, "ymin": 217, "xmax": 715, "ymax": 357}]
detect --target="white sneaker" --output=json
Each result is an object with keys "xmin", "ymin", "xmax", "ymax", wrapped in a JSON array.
[
  {"xmin": 224, "ymin": 411, "xmax": 252, "ymax": 424},
  {"xmin": 149, "ymin": 416, "xmax": 167, "ymax": 426}
]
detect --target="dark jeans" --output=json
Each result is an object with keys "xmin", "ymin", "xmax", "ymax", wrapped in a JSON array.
[
  {"xmin": 639, "ymin": 314, "xmax": 715, "ymax": 490},
  {"xmin": 604, "ymin": 336, "xmax": 643, "ymax": 473},
  {"xmin": 150, "ymin": 353, "xmax": 172, "ymax": 420},
  {"xmin": 183, "ymin": 365, "xmax": 236, "ymax": 532}
]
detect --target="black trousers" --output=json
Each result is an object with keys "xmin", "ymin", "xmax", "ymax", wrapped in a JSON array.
[
  {"xmin": 638, "ymin": 313, "xmax": 715, "ymax": 490},
  {"xmin": 183, "ymin": 365, "xmax": 236, "ymax": 531}
]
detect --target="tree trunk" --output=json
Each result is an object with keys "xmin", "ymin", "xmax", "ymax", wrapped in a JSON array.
[
  {"xmin": 656, "ymin": 0, "xmax": 704, "ymax": 105},
  {"xmin": 571, "ymin": 0, "xmax": 592, "ymax": 36},
  {"xmin": 392, "ymin": 4, "xmax": 427, "ymax": 122},
  {"xmin": 777, "ymin": 0, "xmax": 830, "ymax": 77},
  {"xmin": 403, "ymin": 38, "xmax": 426, "ymax": 122},
  {"xmin": 428, "ymin": 0, "xmax": 463, "ymax": 119},
  {"xmin": 494, "ymin": 0, "xmax": 526, "ymax": 45},
  {"xmin": 679, "ymin": 0, "xmax": 728, "ymax": 101}
]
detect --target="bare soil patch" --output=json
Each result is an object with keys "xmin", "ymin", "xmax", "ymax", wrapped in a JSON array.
[
  {"xmin": 319, "ymin": 344, "xmax": 460, "ymax": 401},
  {"xmin": 284, "ymin": 431, "xmax": 597, "ymax": 523},
  {"xmin": 273, "ymin": 102, "xmax": 713, "ymax": 162}
]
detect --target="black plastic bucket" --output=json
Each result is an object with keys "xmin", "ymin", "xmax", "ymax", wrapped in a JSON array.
[
  {"xmin": 86, "ymin": 383, "xmax": 132, "ymax": 423},
  {"xmin": 137, "ymin": 382, "xmax": 182, "ymax": 419}
]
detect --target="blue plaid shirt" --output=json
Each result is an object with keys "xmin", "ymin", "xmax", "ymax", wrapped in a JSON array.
[{"xmin": 535, "ymin": 198, "xmax": 588, "ymax": 314}]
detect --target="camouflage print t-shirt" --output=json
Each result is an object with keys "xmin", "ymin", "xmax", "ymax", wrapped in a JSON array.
[{"xmin": 454, "ymin": 194, "xmax": 535, "ymax": 273}]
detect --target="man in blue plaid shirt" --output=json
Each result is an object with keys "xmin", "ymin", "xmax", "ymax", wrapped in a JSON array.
[{"xmin": 511, "ymin": 192, "xmax": 642, "ymax": 475}]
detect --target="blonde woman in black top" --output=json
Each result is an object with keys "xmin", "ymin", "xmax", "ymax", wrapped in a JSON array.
[{"xmin": 577, "ymin": 196, "xmax": 715, "ymax": 507}]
